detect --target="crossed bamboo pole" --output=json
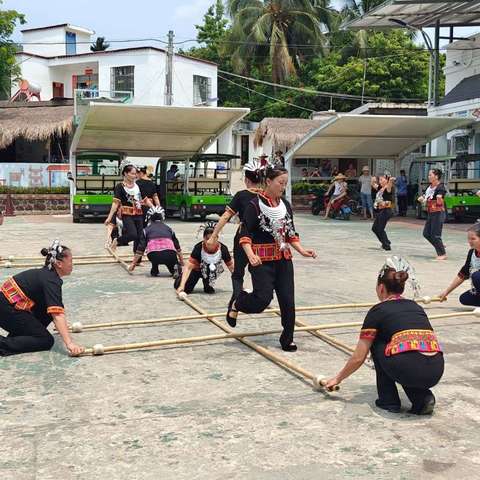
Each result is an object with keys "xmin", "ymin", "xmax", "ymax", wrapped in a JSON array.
[
  {"xmin": 79, "ymin": 307, "xmax": 480, "ymax": 358},
  {"xmin": 106, "ymin": 246, "xmax": 133, "ymax": 275},
  {"xmin": 81, "ymin": 295, "xmax": 339, "ymax": 392},
  {"xmin": 0, "ymin": 252, "xmax": 193, "ymax": 269},
  {"xmin": 68, "ymin": 296, "xmax": 443, "ymax": 333}
]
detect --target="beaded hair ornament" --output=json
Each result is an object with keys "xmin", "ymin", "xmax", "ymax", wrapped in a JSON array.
[
  {"xmin": 378, "ymin": 256, "xmax": 421, "ymax": 298},
  {"xmin": 146, "ymin": 206, "xmax": 165, "ymax": 222},
  {"xmin": 46, "ymin": 239, "xmax": 64, "ymax": 270},
  {"xmin": 196, "ymin": 220, "xmax": 218, "ymax": 239}
]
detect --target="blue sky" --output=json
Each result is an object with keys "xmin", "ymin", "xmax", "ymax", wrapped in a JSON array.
[
  {"xmin": 5, "ymin": 0, "xmax": 214, "ymax": 45},
  {"xmin": 5, "ymin": 0, "xmax": 480, "ymax": 50}
]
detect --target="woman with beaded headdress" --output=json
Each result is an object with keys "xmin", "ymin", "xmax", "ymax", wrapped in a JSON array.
[
  {"xmin": 325, "ymin": 257, "xmax": 444, "ymax": 415},
  {"xmin": 206, "ymin": 159, "xmax": 263, "ymax": 302},
  {"xmin": 0, "ymin": 240, "xmax": 84, "ymax": 356},
  {"xmin": 105, "ymin": 161, "xmax": 144, "ymax": 253},
  {"xmin": 129, "ymin": 206, "xmax": 184, "ymax": 278},
  {"xmin": 226, "ymin": 165, "xmax": 317, "ymax": 352},
  {"xmin": 175, "ymin": 221, "xmax": 234, "ymax": 295}
]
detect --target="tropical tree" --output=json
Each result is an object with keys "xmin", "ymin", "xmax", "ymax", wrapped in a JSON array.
[
  {"xmin": 0, "ymin": 1, "xmax": 25, "ymax": 99},
  {"xmin": 90, "ymin": 36, "xmax": 110, "ymax": 52},
  {"xmin": 337, "ymin": 0, "xmax": 386, "ymax": 58},
  {"xmin": 226, "ymin": 0, "xmax": 335, "ymax": 84}
]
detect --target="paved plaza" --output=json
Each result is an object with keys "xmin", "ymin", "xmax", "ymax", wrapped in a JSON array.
[{"xmin": 1, "ymin": 214, "xmax": 479, "ymax": 479}]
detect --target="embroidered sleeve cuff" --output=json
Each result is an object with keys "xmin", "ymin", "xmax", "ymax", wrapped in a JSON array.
[
  {"xmin": 225, "ymin": 259, "xmax": 234, "ymax": 268},
  {"xmin": 458, "ymin": 271, "xmax": 467, "ymax": 280},
  {"xmin": 112, "ymin": 198, "xmax": 121, "ymax": 204},
  {"xmin": 189, "ymin": 258, "xmax": 200, "ymax": 268},
  {"xmin": 47, "ymin": 306, "xmax": 65, "ymax": 315},
  {"xmin": 359, "ymin": 328, "xmax": 377, "ymax": 340},
  {"xmin": 287, "ymin": 235, "xmax": 300, "ymax": 243},
  {"xmin": 226, "ymin": 206, "xmax": 236, "ymax": 216},
  {"xmin": 239, "ymin": 237, "xmax": 252, "ymax": 245}
]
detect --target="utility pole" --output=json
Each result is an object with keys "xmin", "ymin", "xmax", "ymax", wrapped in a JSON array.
[{"xmin": 164, "ymin": 30, "xmax": 174, "ymax": 106}]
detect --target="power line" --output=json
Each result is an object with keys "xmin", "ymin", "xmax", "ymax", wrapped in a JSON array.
[
  {"xmin": 218, "ymin": 74, "xmax": 315, "ymax": 113},
  {"xmin": 10, "ymin": 37, "xmax": 480, "ymax": 52},
  {"xmin": 219, "ymin": 69, "xmax": 382, "ymax": 102}
]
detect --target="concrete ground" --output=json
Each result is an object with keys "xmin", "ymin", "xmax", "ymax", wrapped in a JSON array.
[{"xmin": 1, "ymin": 213, "xmax": 479, "ymax": 479}]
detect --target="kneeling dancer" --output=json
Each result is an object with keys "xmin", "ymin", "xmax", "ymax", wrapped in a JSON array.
[
  {"xmin": 227, "ymin": 165, "xmax": 317, "ymax": 352},
  {"xmin": 439, "ymin": 223, "xmax": 480, "ymax": 306},
  {"xmin": 325, "ymin": 259, "xmax": 444, "ymax": 415},
  {"xmin": 0, "ymin": 241, "xmax": 84, "ymax": 356},
  {"xmin": 175, "ymin": 222, "xmax": 234, "ymax": 294},
  {"xmin": 129, "ymin": 206, "xmax": 183, "ymax": 277}
]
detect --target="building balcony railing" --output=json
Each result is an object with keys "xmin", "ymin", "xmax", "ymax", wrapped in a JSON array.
[{"xmin": 73, "ymin": 89, "xmax": 133, "ymax": 125}]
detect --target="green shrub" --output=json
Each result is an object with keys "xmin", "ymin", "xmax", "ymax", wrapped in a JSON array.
[
  {"xmin": 292, "ymin": 182, "xmax": 329, "ymax": 196},
  {"xmin": 0, "ymin": 186, "xmax": 70, "ymax": 194}
]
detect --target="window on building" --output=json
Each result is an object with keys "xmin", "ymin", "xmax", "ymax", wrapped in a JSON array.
[
  {"xmin": 193, "ymin": 75, "xmax": 211, "ymax": 105},
  {"xmin": 66, "ymin": 32, "xmax": 76, "ymax": 55},
  {"xmin": 111, "ymin": 66, "xmax": 135, "ymax": 96}
]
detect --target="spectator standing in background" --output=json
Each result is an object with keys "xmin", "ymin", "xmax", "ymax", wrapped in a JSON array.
[{"xmin": 359, "ymin": 166, "xmax": 374, "ymax": 220}]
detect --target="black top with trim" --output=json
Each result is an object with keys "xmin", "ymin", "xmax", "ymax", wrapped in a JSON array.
[
  {"xmin": 458, "ymin": 248, "xmax": 480, "ymax": 279},
  {"xmin": 7, "ymin": 267, "xmax": 63, "ymax": 324},
  {"xmin": 240, "ymin": 195, "xmax": 298, "ymax": 249},
  {"xmin": 189, "ymin": 241, "xmax": 232, "ymax": 270},
  {"xmin": 227, "ymin": 189, "xmax": 260, "ymax": 222},
  {"xmin": 137, "ymin": 178, "xmax": 157, "ymax": 201},
  {"xmin": 360, "ymin": 299, "xmax": 441, "ymax": 356}
]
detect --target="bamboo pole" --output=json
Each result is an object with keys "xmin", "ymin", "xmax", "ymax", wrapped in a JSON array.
[
  {"xmin": 106, "ymin": 246, "xmax": 133, "ymax": 275},
  {"xmin": 81, "ymin": 307, "xmax": 480, "ymax": 357},
  {"xmin": 181, "ymin": 296, "xmax": 337, "ymax": 391},
  {"xmin": 67, "ymin": 296, "xmax": 444, "ymax": 333}
]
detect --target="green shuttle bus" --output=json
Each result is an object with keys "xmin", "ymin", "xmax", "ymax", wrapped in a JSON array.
[
  {"xmin": 409, "ymin": 154, "xmax": 480, "ymax": 221},
  {"xmin": 71, "ymin": 152, "xmax": 123, "ymax": 223},
  {"xmin": 155, "ymin": 153, "xmax": 237, "ymax": 221}
]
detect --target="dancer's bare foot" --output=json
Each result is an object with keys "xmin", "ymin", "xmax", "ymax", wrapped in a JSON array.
[
  {"xmin": 110, "ymin": 238, "xmax": 118, "ymax": 251},
  {"xmin": 435, "ymin": 255, "xmax": 447, "ymax": 261}
]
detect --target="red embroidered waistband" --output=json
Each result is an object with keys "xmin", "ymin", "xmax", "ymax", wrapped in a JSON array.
[
  {"xmin": 1, "ymin": 277, "xmax": 35, "ymax": 312},
  {"xmin": 385, "ymin": 329, "xmax": 441, "ymax": 356},
  {"xmin": 121, "ymin": 205, "xmax": 143, "ymax": 216},
  {"xmin": 251, "ymin": 243, "xmax": 292, "ymax": 261}
]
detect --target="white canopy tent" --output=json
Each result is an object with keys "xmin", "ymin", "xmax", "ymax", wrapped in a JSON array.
[
  {"xmin": 283, "ymin": 114, "xmax": 473, "ymax": 200},
  {"xmin": 71, "ymin": 103, "xmax": 250, "ymax": 157}
]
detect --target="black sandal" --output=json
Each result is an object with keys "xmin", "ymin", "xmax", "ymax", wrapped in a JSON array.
[
  {"xmin": 226, "ymin": 297, "xmax": 238, "ymax": 328},
  {"xmin": 281, "ymin": 342, "xmax": 298, "ymax": 352}
]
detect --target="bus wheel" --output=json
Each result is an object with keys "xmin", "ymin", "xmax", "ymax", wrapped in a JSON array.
[{"xmin": 180, "ymin": 205, "xmax": 189, "ymax": 221}]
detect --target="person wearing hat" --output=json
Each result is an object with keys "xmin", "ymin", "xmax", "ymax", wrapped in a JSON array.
[
  {"xmin": 359, "ymin": 166, "xmax": 374, "ymax": 220},
  {"xmin": 323, "ymin": 173, "xmax": 347, "ymax": 219},
  {"xmin": 258, "ymin": 154, "xmax": 269, "ymax": 168}
]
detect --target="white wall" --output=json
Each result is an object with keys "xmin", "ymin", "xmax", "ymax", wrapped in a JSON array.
[
  {"xmin": 22, "ymin": 26, "xmax": 93, "ymax": 57},
  {"xmin": 444, "ymin": 36, "xmax": 480, "ymax": 94},
  {"xmin": 12, "ymin": 54, "xmax": 52, "ymax": 99}
]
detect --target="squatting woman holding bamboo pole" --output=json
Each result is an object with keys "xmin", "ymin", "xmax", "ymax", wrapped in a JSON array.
[{"xmin": 325, "ymin": 259, "xmax": 444, "ymax": 415}]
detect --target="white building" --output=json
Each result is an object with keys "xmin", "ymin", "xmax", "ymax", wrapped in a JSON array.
[
  {"xmin": 429, "ymin": 33, "xmax": 480, "ymax": 160},
  {"xmin": 14, "ymin": 23, "xmax": 218, "ymax": 108}
]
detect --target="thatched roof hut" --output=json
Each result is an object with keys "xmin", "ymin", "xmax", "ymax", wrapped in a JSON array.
[
  {"xmin": 253, "ymin": 117, "xmax": 329, "ymax": 153},
  {"xmin": 0, "ymin": 101, "xmax": 74, "ymax": 149}
]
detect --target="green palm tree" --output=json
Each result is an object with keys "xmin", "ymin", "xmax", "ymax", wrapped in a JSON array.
[
  {"xmin": 90, "ymin": 37, "xmax": 110, "ymax": 52},
  {"xmin": 227, "ymin": 0, "xmax": 334, "ymax": 84},
  {"xmin": 339, "ymin": 0, "xmax": 385, "ymax": 57}
]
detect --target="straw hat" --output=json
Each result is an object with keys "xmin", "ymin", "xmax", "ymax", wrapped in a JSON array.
[{"xmin": 334, "ymin": 173, "xmax": 347, "ymax": 181}]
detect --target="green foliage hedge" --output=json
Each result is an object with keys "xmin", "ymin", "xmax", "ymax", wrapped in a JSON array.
[{"xmin": 0, "ymin": 186, "xmax": 70, "ymax": 194}]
